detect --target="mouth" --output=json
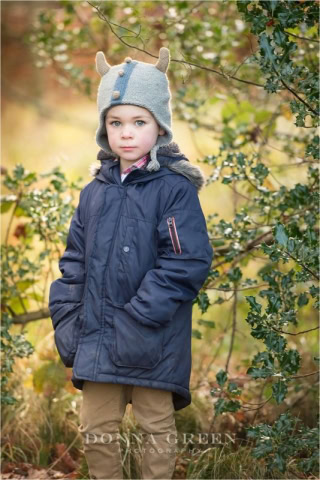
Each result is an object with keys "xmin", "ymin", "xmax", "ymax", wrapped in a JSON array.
[{"xmin": 121, "ymin": 146, "xmax": 136, "ymax": 149}]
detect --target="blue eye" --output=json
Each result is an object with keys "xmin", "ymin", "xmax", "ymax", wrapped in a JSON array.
[{"xmin": 108, "ymin": 120, "xmax": 146, "ymax": 127}]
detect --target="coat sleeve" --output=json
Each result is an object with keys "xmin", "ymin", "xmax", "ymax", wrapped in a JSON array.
[
  {"xmin": 49, "ymin": 189, "xmax": 86, "ymax": 329},
  {"xmin": 124, "ymin": 180, "xmax": 214, "ymax": 328}
]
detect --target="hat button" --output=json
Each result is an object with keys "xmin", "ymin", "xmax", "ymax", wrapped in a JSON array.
[
  {"xmin": 112, "ymin": 91, "xmax": 120, "ymax": 99},
  {"xmin": 124, "ymin": 57, "xmax": 132, "ymax": 63}
]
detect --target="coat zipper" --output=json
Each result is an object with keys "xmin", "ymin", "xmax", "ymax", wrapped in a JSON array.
[
  {"xmin": 103, "ymin": 189, "xmax": 127, "ymax": 297},
  {"xmin": 167, "ymin": 216, "xmax": 182, "ymax": 254}
]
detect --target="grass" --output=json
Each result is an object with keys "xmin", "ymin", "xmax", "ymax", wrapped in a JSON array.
[
  {"xmin": 2, "ymin": 379, "xmax": 318, "ymax": 479},
  {"xmin": 2, "ymin": 333, "xmax": 318, "ymax": 480}
]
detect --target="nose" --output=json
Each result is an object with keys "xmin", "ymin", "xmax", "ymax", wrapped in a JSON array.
[{"xmin": 121, "ymin": 126, "xmax": 133, "ymax": 138}]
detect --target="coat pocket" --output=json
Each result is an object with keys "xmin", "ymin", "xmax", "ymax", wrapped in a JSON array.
[
  {"xmin": 53, "ymin": 304, "xmax": 84, "ymax": 368},
  {"xmin": 167, "ymin": 216, "xmax": 182, "ymax": 254},
  {"xmin": 110, "ymin": 306, "xmax": 164, "ymax": 369}
]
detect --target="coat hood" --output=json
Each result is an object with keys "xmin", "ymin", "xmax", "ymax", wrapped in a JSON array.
[{"xmin": 89, "ymin": 142, "xmax": 207, "ymax": 192}]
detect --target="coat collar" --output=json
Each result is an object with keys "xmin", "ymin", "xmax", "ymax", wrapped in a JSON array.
[{"xmin": 89, "ymin": 142, "xmax": 207, "ymax": 192}]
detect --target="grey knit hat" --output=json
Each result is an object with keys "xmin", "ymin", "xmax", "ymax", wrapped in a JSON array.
[{"xmin": 95, "ymin": 47, "xmax": 173, "ymax": 172}]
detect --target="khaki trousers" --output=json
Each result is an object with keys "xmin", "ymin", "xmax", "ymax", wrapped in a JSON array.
[{"xmin": 78, "ymin": 381, "xmax": 177, "ymax": 480}]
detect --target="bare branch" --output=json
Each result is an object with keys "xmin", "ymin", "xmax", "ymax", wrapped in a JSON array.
[
  {"xmin": 291, "ymin": 370, "xmax": 320, "ymax": 379},
  {"xmin": 279, "ymin": 76, "xmax": 319, "ymax": 117},
  {"xmin": 225, "ymin": 289, "xmax": 237, "ymax": 373},
  {"xmin": 271, "ymin": 325, "xmax": 319, "ymax": 336},
  {"xmin": 284, "ymin": 30, "xmax": 320, "ymax": 44},
  {"xmin": 208, "ymin": 284, "xmax": 268, "ymax": 292},
  {"xmin": 87, "ymin": 1, "xmax": 264, "ymax": 89},
  {"xmin": 11, "ymin": 309, "xmax": 51, "ymax": 325},
  {"xmin": 285, "ymin": 250, "xmax": 319, "ymax": 281}
]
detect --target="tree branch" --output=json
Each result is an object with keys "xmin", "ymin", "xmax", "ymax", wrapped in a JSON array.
[
  {"xmin": 285, "ymin": 250, "xmax": 319, "ymax": 281},
  {"xmin": 291, "ymin": 370, "xmax": 320, "ymax": 379},
  {"xmin": 271, "ymin": 325, "xmax": 319, "ymax": 336},
  {"xmin": 208, "ymin": 284, "xmax": 268, "ymax": 292},
  {"xmin": 11, "ymin": 309, "xmax": 51, "ymax": 325},
  {"xmin": 284, "ymin": 30, "xmax": 320, "ymax": 44},
  {"xmin": 225, "ymin": 288, "xmax": 237, "ymax": 373},
  {"xmin": 87, "ymin": 1, "xmax": 264, "ymax": 89},
  {"xmin": 279, "ymin": 77, "xmax": 319, "ymax": 117}
]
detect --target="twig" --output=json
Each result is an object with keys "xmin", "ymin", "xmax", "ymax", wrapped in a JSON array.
[
  {"xmin": 87, "ymin": 1, "xmax": 264, "ymax": 89},
  {"xmin": 225, "ymin": 288, "xmax": 237, "ymax": 373},
  {"xmin": 11, "ymin": 309, "xmax": 51, "ymax": 324},
  {"xmin": 291, "ymin": 370, "xmax": 320, "ymax": 379},
  {"xmin": 271, "ymin": 325, "xmax": 319, "ymax": 336},
  {"xmin": 284, "ymin": 30, "xmax": 320, "ymax": 44},
  {"xmin": 279, "ymin": 77, "xmax": 319, "ymax": 117},
  {"xmin": 285, "ymin": 250, "xmax": 319, "ymax": 281},
  {"xmin": 207, "ymin": 284, "xmax": 268, "ymax": 292}
]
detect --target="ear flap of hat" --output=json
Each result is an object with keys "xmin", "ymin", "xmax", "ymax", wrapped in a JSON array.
[
  {"xmin": 155, "ymin": 47, "xmax": 170, "ymax": 73},
  {"xmin": 96, "ymin": 51, "xmax": 111, "ymax": 77}
]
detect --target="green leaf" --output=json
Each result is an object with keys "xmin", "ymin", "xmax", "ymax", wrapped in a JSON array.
[
  {"xmin": 273, "ymin": 452, "xmax": 286, "ymax": 473},
  {"xmin": 269, "ymin": 0, "xmax": 279, "ymax": 16},
  {"xmin": 272, "ymin": 380, "xmax": 288, "ymax": 404},
  {"xmin": 274, "ymin": 223, "xmax": 288, "ymax": 247},
  {"xmin": 214, "ymin": 296, "xmax": 225, "ymax": 305},
  {"xmin": 1, "ymin": 201, "xmax": 14, "ymax": 213},
  {"xmin": 279, "ymin": 349, "xmax": 301, "ymax": 375},
  {"xmin": 8, "ymin": 297, "xmax": 30, "ymax": 315},
  {"xmin": 214, "ymin": 398, "xmax": 226, "ymax": 416},
  {"xmin": 216, "ymin": 369, "xmax": 228, "ymax": 387},
  {"xmin": 227, "ymin": 382, "xmax": 241, "ymax": 396},
  {"xmin": 14, "ymin": 206, "xmax": 28, "ymax": 217},
  {"xmin": 247, "ymin": 366, "xmax": 271, "ymax": 379},
  {"xmin": 287, "ymin": 238, "xmax": 295, "ymax": 252},
  {"xmin": 251, "ymin": 163, "xmax": 269, "ymax": 183},
  {"xmin": 273, "ymin": 25, "xmax": 287, "ymax": 47},
  {"xmin": 264, "ymin": 331, "xmax": 286, "ymax": 353},
  {"xmin": 297, "ymin": 293, "xmax": 309, "ymax": 307},
  {"xmin": 259, "ymin": 33, "xmax": 277, "ymax": 64},
  {"xmin": 197, "ymin": 292, "xmax": 210, "ymax": 313},
  {"xmin": 192, "ymin": 329, "xmax": 202, "ymax": 340},
  {"xmin": 198, "ymin": 319, "xmax": 215, "ymax": 328},
  {"xmin": 227, "ymin": 267, "xmax": 242, "ymax": 283},
  {"xmin": 16, "ymin": 280, "xmax": 35, "ymax": 292},
  {"xmin": 13, "ymin": 164, "xmax": 25, "ymax": 180},
  {"xmin": 29, "ymin": 292, "xmax": 44, "ymax": 301},
  {"xmin": 224, "ymin": 400, "xmax": 241, "ymax": 412},
  {"xmin": 208, "ymin": 269, "xmax": 220, "ymax": 279},
  {"xmin": 246, "ymin": 296, "xmax": 262, "ymax": 313}
]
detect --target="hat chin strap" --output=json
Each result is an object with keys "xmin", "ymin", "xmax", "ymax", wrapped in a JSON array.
[{"xmin": 146, "ymin": 144, "xmax": 161, "ymax": 172}]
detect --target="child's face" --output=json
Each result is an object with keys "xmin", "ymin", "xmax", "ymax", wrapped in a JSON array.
[{"xmin": 105, "ymin": 104, "xmax": 165, "ymax": 165}]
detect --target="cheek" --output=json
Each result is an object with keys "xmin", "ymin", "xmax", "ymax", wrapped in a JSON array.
[
  {"xmin": 142, "ymin": 126, "xmax": 159, "ymax": 142},
  {"xmin": 106, "ymin": 127, "xmax": 116, "ymax": 139},
  {"xmin": 141, "ymin": 135, "xmax": 155, "ymax": 148}
]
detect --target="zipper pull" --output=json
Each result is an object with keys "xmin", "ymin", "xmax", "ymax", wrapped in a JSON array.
[{"xmin": 167, "ymin": 216, "xmax": 182, "ymax": 254}]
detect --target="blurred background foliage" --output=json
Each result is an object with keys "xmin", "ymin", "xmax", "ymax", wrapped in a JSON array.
[{"xmin": 1, "ymin": 1, "xmax": 319, "ymax": 478}]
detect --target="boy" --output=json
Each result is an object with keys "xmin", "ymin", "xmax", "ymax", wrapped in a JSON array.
[{"xmin": 49, "ymin": 47, "xmax": 213, "ymax": 480}]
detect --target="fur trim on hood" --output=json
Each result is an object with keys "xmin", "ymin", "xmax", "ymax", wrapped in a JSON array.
[{"xmin": 89, "ymin": 142, "xmax": 207, "ymax": 192}]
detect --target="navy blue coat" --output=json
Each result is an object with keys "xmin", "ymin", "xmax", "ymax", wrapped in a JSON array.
[{"xmin": 49, "ymin": 142, "xmax": 213, "ymax": 410}]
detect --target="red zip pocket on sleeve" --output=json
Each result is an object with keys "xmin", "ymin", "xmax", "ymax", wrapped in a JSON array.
[{"xmin": 167, "ymin": 216, "xmax": 182, "ymax": 254}]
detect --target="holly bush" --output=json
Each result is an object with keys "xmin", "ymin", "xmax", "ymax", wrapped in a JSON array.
[{"xmin": 2, "ymin": 0, "xmax": 319, "ymax": 475}]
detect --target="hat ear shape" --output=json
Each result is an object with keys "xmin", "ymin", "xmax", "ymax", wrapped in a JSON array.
[
  {"xmin": 96, "ymin": 51, "xmax": 111, "ymax": 77},
  {"xmin": 155, "ymin": 47, "xmax": 170, "ymax": 73}
]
